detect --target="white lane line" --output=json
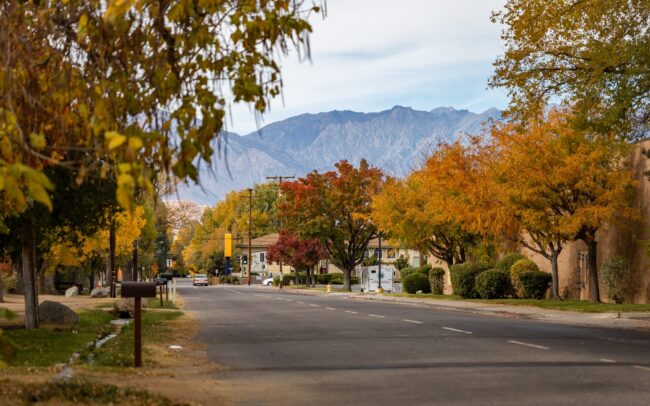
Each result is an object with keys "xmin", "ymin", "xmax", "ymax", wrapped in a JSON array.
[
  {"xmin": 253, "ymin": 294, "xmax": 265, "ymax": 298},
  {"xmin": 275, "ymin": 297, "xmax": 283, "ymax": 300},
  {"xmin": 310, "ymin": 304, "xmax": 319, "ymax": 307},
  {"xmin": 442, "ymin": 327, "xmax": 472, "ymax": 335},
  {"xmin": 227, "ymin": 289, "xmax": 242, "ymax": 294},
  {"xmin": 633, "ymin": 365, "xmax": 650, "ymax": 372},
  {"xmin": 368, "ymin": 314, "xmax": 385, "ymax": 318},
  {"xmin": 600, "ymin": 358, "xmax": 617, "ymax": 363},
  {"xmin": 403, "ymin": 319, "xmax": 423, "ymax": 324},
  {"xmin": 508, "ymin": 340, "xmax": 549, "ymax": 350},
  {"xmin": 345, "ymin": 310, "xmax": 358, "ymax": 314},
  {"xmin": 284, "ymin": 299, "xmax": 293, "ymax": 302},
  {"xmin": 325, "ymin": 307, "xmax": 337, "ymax": 310},
  {"xmin": 296, "ymin": 301, "xmax": 304, "ymax": 304}
]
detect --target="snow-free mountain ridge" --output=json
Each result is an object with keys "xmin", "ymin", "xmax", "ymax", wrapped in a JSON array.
[{"xmin": 174, "ymin": 105, "xmax": 501, "ymax": 205}]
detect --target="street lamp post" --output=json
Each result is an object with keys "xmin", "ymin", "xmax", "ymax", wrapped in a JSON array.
[{"xmin": 248, "ymin": 188, "xmax": 253, "ymax": 285}]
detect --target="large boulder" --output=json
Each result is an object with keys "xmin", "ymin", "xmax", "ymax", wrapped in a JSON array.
[
  {"xmin": 38, "ymin": 301, "xmax": 79, "ymax": 327},
  {"xmin": 113, "ymin": 297, "xmax": 147, "ymax": 314},
  {"xmin": 90, "ymin": 287, "xmax": 110, "ymax": 298},
  {"xmin": 64, "ymin": 286, "xmax": 78, "ymax": 297}
]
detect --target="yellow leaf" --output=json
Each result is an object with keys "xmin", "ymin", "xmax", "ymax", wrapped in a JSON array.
[
  {"xmin": 117, "ymin": 173, "xmax": 135, "ymax": 211},
  {"xmin": 28, "ymin": 182, "xmax": 53, "ymax": 211},
  {"xmin": 106, "ymin": 132, "xmax": 126, "ymax": 150},
  {"xmin": 29, "ymin": 132, "xmax": 46, "ymax": 150},
  {"xmin": 128, "ymin": 136, "xmax": 143, "ymax": 150},
  {"xmin": 77, "ymin": 14, "xmax": 89, "ymax": 39},
  {"xmin": 105, "ymin": 0, "xmax": 137, "ymax": 23}
]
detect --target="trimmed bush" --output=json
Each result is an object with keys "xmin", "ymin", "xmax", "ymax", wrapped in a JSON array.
[
  {"xmin": 315, "ymin": 274, "xmax": 332, "ymax": 284},
  {"xmin": 428, "ymin": 267, "xmax": 445, "ymax": 295},
  {"xmin": 496, "ymin": 253, "xmax": 525, "ymax": 273},
  {"xmin": 450, "ymin": 262, "xmax": 493, "ymax": 298},
  {"xmin": 510, "ymin": 259, "xmax": 540, "ymax": 298},
  {"xmin": 518, "ymin": 271, "xmax": 551, "ymax": 299},
  {"xmin": 328, "ymin": 273, "xmax": 358, "ymax": 285},
  {"xmin": 400, "ymin": 266, "xmax": 429, "ymax": 280},
  {"xmin": 601, "ymin": 257, "xmax": 631, "ymax": 304},
  {"xmin": 475, "ymin": 269, "xmax": 509, "ymax": 299},
  {"xmin": 330, "ymin": 273, "xmax": 343, "ymax": 284},
  {"xmin": 403, "ymin": 273, "xmax": 431, "ymax": 294},
  {"xmin": 218, "ymin": 275, "xmax": 239, "ymax": 284}
]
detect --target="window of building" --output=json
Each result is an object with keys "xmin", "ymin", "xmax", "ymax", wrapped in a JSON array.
[
  {"xmin": 260, "ymin": 252, "xmax": 265, "ymax": 263},
  {"xmin": 387, "ymin": 248, "xmax": 396, "ymax": 259},
  {"xmin": 373, "ymin": 248, "xmax": 381, "ymax": 259}
]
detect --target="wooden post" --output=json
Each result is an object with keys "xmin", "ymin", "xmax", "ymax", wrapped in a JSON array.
[
  {"xmin": 134, "ymin": 296, "xmax": 142, "ymax": 367},
  {"xmin": 159, "ymin": 284, "xmax": 163, "ymax": 307}
]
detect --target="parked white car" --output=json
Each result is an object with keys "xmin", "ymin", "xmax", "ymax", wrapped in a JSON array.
[
  {"xmin": 262, "ymin": 277, "xmax": 274, "ymax": 286},
  {"xmin": 193, "ymin": 274, "xmax": 209, "ymax": 286}
]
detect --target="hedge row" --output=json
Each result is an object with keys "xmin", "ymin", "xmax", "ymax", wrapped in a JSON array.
[
  {"xmin": 218, "ymin": 275, "xmax": 239, "ymax": 284},
  {"xmin": 450, "ymin": 257, "xmax": 551, "ymax": 299}
]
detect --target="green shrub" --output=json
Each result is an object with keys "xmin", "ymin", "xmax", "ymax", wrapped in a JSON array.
[
  {"xmin": 283, "ymin": 274, "xmax": 296, "ymax": 285},
  {"xmin": 449, "ymin": 262, "xmax": 493, "ymax": 298},
  {"xmin": 496, "ymin": 253, "xmax": 525, "ymax": 273},
  {"xmin": 218, "ymin": 275, "xmax": 239, "ymax": 284},
  {"xmin": 428, "ymin": 267, "xmax": 445, "ymax": 294},
  {"xmin": 400, "ymin": 266, "xmax": 429, "ymax": 280},
  {"xmin": 394, "ymin": 255, "xmax": 409, "ymax": 270},
  {"xmin": 518, "ymin": 271, "xmax": 551, "ymax": 299},
  {"xmin": 601, "ymin": 257, "xmax": 631, "ymax": 304},
  {"xmin": 510, "ymin": 259, "xmax": 540, "ymax": 298},
  {"xmin": 330, "ymin": 273, "xmax": 343, "ymax": 284},
  {"xmin": 363, "ymin": 256, "xmax": 379, "ymax": 266},
  {"xmin": 315, "ymin": 274, "xmax": 332, "ymax": 284},
  {"xmin": 475, "ymin": 269, "xmax": 509, "ymax": 299},
  {"xmin": 403, "ymin": 273, "xmax": 431, "ymax": 294}
]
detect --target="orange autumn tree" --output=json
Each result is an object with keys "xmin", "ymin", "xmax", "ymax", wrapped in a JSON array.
[
  {"xmin": 373, "ymin": 171, "xmax": 478, "ymax": 269},
  {"xmin": 281, "ymin": 160, "xmax": 383, "ymax": 291},
  {"xmin": 484, "ymin": 110, "xmax": 638, "ymax": 302}
]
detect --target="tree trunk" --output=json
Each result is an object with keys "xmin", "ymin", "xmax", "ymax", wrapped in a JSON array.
[
  {"xmin": 21, "ymin": 217, "xmax": 39, "ymax": 329},
  {"xmin": 105, "ymin": 219, "xmax": 116, "ymax": 297},
  {"xmin": 550, "ymin": 252, "xmax": 561, "ymax": 300},
  {"xmin": 343, "ymin": 268, "xmax": 351, "ymax": 292},
  {"xmin": 132, "ymin": 240, "xmax": 138, "ymax": 281},
  {"xmin": 586, "ymin": 239, "xmax": 600, "ymax": 302},
  {"xmin": 0, "ymin": 274, "xmax": 4, "ymax": 303}
]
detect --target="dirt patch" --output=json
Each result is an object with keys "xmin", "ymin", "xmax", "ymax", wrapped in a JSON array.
[
  {"xmin": 1, "ymin": 312, "xmax": 231, "ymax": 405},
  {"xmin": 1, "ymin": 293, "xmax": 114, "ymax": 327}
]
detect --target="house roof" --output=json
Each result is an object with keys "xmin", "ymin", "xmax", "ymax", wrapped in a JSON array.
[{"xmin": 235, "ymin": 233, "xmax": 279, "ymax": 250}]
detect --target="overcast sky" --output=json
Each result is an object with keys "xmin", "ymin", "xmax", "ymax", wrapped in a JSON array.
[{"xmin": 226, "ymin": 0, "xmax": 508, "ymax": 135}]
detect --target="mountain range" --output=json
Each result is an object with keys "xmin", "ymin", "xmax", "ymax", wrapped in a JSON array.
[{"xmin": 174, "ymin": 105, "xmax": 501, "ymax": 205}]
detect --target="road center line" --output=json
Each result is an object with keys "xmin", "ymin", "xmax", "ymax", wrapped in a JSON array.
[
  {"xmin": 633, "ymin": 365, "xmax": 650, "ymax": 372},
  {"xmin": 227, "ymin": 289, "xmax": 242, "ymax": 294},
  {"xmin": 403, "ymin": 319, "xmax": 423, "ymax": 324},
  {"xmin": 275, "ymin": 297, "xmax": 283, "ymax": 300},
  {"xmin": 310, "ymin": 304, "xmax": 319, "ymax": 307},
  {"xmin": 442, "ymin": 327, "xmax": 472, "ymax": 334},
  {"xmin": 368, "ymin": 314, "xmax": 385, "ymax": 318},
  {"xmin": 296, "ymin": 301, "xmax": 304, "ymax": 304},
  {"xmin": 325, "ymin": 307, "xmax": 337, "ymax": 310},
  {"xmin": 345, "ymin": 310, "xmax": 358, "ymax": 314},
  {"xmin": 508, "ymin": 340, "xmax": 549, "ymax": 350},
  {"xmin": 600, "ymin": 358, "xmax": 617, "ymax": 363}
]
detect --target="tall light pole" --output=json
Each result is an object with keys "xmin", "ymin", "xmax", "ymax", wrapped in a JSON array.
[
  {"xmin": 248, "ymin": 188, "xmax": 253, "ymax": 285},
  {"xmin": 266, "ymin": 175, "xmax": 295, "ymax": 277},
  {"xmin": 376, "ymin": 232, "xmax": 384, "ymax": 294}
]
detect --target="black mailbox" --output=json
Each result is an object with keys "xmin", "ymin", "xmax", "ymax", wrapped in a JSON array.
[
  {"xmin": 121, "ymin": 282, "xmax": 157, "ymax": 298},
  {"xmin": 159, "ymin": 272, "xmax": 174, "ymax": 281}
]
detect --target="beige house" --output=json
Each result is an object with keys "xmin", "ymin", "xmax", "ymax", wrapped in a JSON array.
[{"xmin": 236, "ymin": 234, "xmax": 426, "ymax": 280}]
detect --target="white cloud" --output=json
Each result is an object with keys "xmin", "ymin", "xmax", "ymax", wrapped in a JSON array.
[{"xmin": 226, "ymin": 0, "xmax": 508, "ymax": 134}]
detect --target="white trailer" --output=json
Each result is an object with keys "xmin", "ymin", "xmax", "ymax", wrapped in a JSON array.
[{"xmin": 360, "ymin": 265, "xmax": 396, "ymax": 293}]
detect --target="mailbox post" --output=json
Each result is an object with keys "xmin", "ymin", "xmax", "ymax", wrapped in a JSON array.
[{"xmin": 121, "ymin": 281, "xmax": 156, "ymax": 367}]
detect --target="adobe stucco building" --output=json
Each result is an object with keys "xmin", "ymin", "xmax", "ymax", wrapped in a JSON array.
[{"xmin": 527, "ymin": 141, "xmax": 650, "ymax": 303}]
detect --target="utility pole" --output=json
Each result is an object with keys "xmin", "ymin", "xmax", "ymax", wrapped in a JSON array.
[
  {"xmin": 266, "ymin": 175, "xmax": 295, "ymax": 277},
  {"xmin": 248, "ymin": 188, "xmax": 253, "ymax": 285},
  {"xmin": 377, "ymin": 232, "xmax": 383, "ymax": 293}
]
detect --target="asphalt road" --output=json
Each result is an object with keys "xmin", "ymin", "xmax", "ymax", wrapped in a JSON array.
[{"xmin": 178, "ymin": 280, "xmax": 650, "ymax": 405}]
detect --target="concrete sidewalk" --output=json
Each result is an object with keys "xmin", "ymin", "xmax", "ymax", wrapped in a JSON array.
[{"xmin": 264, "ymin": 286, "xmax": 650, "ymax": 331}]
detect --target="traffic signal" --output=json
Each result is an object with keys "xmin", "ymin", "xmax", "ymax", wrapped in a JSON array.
[{"xmin": 242, "ymin": 255, "xmax": 248, "ymax": 265}]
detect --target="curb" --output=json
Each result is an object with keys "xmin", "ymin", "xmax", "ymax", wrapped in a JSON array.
[{"xmin": 347, "ymin": 294, "xmax": 650, "ymax": 331}]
